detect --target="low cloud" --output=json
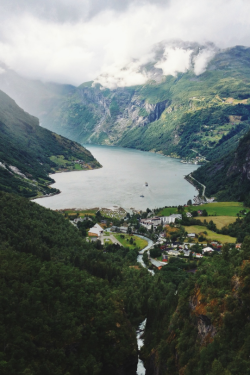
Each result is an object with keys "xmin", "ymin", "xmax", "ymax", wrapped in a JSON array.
[
  {"xmin": 0, "ymin": 0, "xmax": 250, "ymax": 85},
  {"xmin": 155, "ymin": 47, "xmax": 193, "ymax": 77},
  {"xmin": 94, "ymin": 61, "xmax": 149, "ymax": 89},
  {"xmin": 193, "ymin": 48, "xmax": 217, "ymax": 75}
]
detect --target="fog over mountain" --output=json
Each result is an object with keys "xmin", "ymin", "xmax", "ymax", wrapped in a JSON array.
[{"xmin": 0, "ymin": 0, "xmax": 250, "ymax": 86}]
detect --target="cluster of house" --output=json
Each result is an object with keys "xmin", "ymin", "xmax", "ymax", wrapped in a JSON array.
[
  {"xmin": 140, "ymin": 214, "xmax": 182, "ymax": 230},
  {"xmin": 158, "ymin": 242, "xmax": 220, "ymax": 262}
]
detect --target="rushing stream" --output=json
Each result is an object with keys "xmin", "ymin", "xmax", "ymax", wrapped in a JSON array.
[{"xmin": 136, "ymin": 235, "xmax": 155, "ymax": 374}]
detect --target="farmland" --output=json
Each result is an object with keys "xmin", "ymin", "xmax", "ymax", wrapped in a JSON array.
[
  {"xmin": 199, "ymin": 216, "xmax": 237, "ymax": 229},
  {"xmin": 185, "ymin": 225, "xmax": 236, "ymax": 244},
  {"xmin": 158, "ymin": 202, "xmax": 249, "ymax": 217}
]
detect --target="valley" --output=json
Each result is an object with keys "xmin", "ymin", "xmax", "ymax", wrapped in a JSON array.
[{"xmin": 1, "ymin": 36, "xmax": 250, "ymax": 375}]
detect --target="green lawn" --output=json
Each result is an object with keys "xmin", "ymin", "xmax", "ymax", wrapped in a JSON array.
[
  {"xmin": 185, "ymin": 225, "xmax": 236, "ymax": 244},
  {"xmin": 158, "ymin": 202, "xmax": 248, "ymax": 217},
  {"xmin": 104, "ymin": 238, "xmax": 112, "ymax": 244},
  {"xmin": 113, "ymin": 234, "xmax": 148, "ymax": 250},
  {"xmin": 73, "ymin": 163, "xmax": 83, "ymax": 170},
  {"xmin": 190, "ymin": 202, "xmax": 249, "ymax": 216},
  {"xmin": 157, "ymin": 207, "xmax": 179, "ymax": 216}
]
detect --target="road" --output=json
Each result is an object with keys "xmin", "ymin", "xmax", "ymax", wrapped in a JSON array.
[
  {"xmin": 100, "ymin": 233, "xmax": 122, "ymax": 246},
  {"xmin": 188, "ymin": 174, "xmax": 206, "ymax": 198}
]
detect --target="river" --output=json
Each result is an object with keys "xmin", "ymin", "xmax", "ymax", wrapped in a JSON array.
[
  {"xmin": 136, "ymin": 235, "xmax": 155, "ymax": 374},
  {"xmin": 35, "ymin": 145, "xmax": 198, "ymax": 211}
]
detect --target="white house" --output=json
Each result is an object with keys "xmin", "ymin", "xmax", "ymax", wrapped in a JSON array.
[
  {"xmin": 187, "ymin": 233, "xmax": 196, "ymax": 238},
  {"xmin": 161, "ymin": 214, "xmax": 182, "ymax": 225},
  {"xmin": 203, "ymin": 246, "xmax": 214, "ymax": 253},
  {"xmin": 167, "ymin": 250, "xmax": 180, "ymax": 256},
  {"xmin": 88, "ymin": 223, "xmax": 104, "ymax": 237},
  {"xmin": 170, "ymin": 214, "xmax": 182, "ymax": 220},
  {"xmin": 161, "ymin": 216, "xmax": 176, "ymax": 224}
]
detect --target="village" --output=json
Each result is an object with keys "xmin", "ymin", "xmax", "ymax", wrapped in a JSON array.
[{"xmin": 66, "ymin": 203, "xmax": 242, "ymax": 271}]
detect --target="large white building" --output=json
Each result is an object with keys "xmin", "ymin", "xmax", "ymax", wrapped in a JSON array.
[
  {"xmin": 88, "ymin": 224, "xmax": 104, "ymax": 237},
  {"xmin": 161, "ymin": 214, "xmax": 182, "ymax": 225}
]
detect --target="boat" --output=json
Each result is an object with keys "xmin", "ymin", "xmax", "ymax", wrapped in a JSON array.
[
  {"xmin": 140, "ymin": 195, "xmax": 144, "ymax": 198},
  {"xmin": 145, "ymin": 182, "xmax": 148, "ymax": 186}
]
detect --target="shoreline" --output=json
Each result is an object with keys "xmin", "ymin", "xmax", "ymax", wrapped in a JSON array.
[
  {"xmin": 32, "ymin": 164, "xmax": 102, "ymax": 202},
  {"xmin": 33, "ymin": 145, "xmax": 198, "ymax": 210}
]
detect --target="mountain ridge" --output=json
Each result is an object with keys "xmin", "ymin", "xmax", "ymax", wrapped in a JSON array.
[
  {"xmin": 0, "ymin": 89, "xmax": 101, "ymax": 198},
  {"xmin": 1, "ymin": 45, "xmax": 250, "ymax": 163}
]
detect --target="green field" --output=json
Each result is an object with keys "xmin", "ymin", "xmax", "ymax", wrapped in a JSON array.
[
  {"xmin": 158, "ymin": 202, "xmax": 248, "ymax": 217},
  {"xmin": 190, "ymin": 202, "xmax": 248, "ymax": 216},
  {"xmin": 185, "ymin": 225, "xmax": 236, "ymax": 244},
  {"xmin": 157, "ymin": 207, "xmax": 179, "ymax": 216},
  {"xmin": 73, "ymin": 163, "xmax": 83, "ymax": 170},
  {"xmin": 113, "ymin": 234, "xmax": 148, "ymax": 250},
  {"xmin": 199, "ymin": 216, "xmax": 237, "ymax": 229},
  {"xmin": 50, "ymin": 155, "xmax": 72, "ymax": 166}
]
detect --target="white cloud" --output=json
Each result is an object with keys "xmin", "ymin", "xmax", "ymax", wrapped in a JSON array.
[
  {"xmin": 94, "ymin": 61, "xmax": 149, "ymax": 89},
  {"xmin": 0, "ymin": 67, "xmax": 5, "ymax": 74},
  {"xmin": 0, "ymin": 0, "xmax": 250, "ymax": 85},
  {"xmin": 193, "ymin": 48, "xmax": 217, "ymax": 75},
  {"xmin": 155, "ymin": 47, "xmax": 192, "ymax": 76}
]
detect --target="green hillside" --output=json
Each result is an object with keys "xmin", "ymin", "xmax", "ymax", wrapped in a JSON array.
[
  {"xmin": 0, "ymin": 191, "xmax": 156, "ymax": 375},
  {"xmin": 0, "ymin": 90, "xmax": 101, "ymax": 198},
  {"xmin": 191, "ymin": 128, "xmax": 250, "ymax": 202}
]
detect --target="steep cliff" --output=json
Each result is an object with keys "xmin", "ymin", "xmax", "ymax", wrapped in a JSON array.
[{"xmin": 192, "ymin": 128, "xmax": 250, "ymax": 201}]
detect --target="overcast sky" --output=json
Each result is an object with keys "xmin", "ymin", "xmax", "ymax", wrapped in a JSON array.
[{"xmin": 0, "ymin": 0, "xmax": 250, "ymax": 86}]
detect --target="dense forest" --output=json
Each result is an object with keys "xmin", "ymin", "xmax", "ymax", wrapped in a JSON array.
[
  {"xmin": 192, "ymin": 128, "xmax": 250, "ymax": 201},
  {"xmin": 142, "ymin": 239, "xmax": 250, "ymax": 375},
  {"xmin": 0, "ymin": 191, "xmax": 152, "ymax": 375}
]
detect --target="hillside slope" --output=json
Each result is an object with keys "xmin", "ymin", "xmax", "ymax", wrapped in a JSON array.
[
  {"xmin": 0, "ymin": 90, "xmax": 100, "ymax": 198},
  {"xmin": 0, "ymin": 191, "xmax": 153, "ymax": 375},
  {"xmin": 142, "ymin": 239, "xmax": 250, "ymax": 375},
  {"xmin": 191, "ymin": 129, "xmax": 250, "ymax": 202}
]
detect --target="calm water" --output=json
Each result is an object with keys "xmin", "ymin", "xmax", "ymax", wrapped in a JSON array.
[{"xmin": 35, "ymin": 145, "xmax": 198, "ymax": 211}]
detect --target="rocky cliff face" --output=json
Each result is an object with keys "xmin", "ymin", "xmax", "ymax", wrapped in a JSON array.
[
  {"xmin": 189, "ymin": 289, "xmax": 217, "ymax": 345},
  {"xmin": 41, "ymin": 84, "xmax": 170, "ymax": 145}
]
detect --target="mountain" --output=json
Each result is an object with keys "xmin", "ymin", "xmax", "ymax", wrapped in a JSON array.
[
  {"xmin": 0, "ymin": 190, "xmax": 154, "ymax": 375},
  {"xmin": 1, "ymin": 45, "xmax": 250, "ymax": 162},
  {"xmin": 191, "ymin": 128, "xmax": 250, "ymax": 202},
  {"xmin": 0, "ymin": 89, "xmax": 101, "ymax": 198},
  {"xmin": 142, "ymin": 238, "xmax": 250, "ymax": 375}
]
